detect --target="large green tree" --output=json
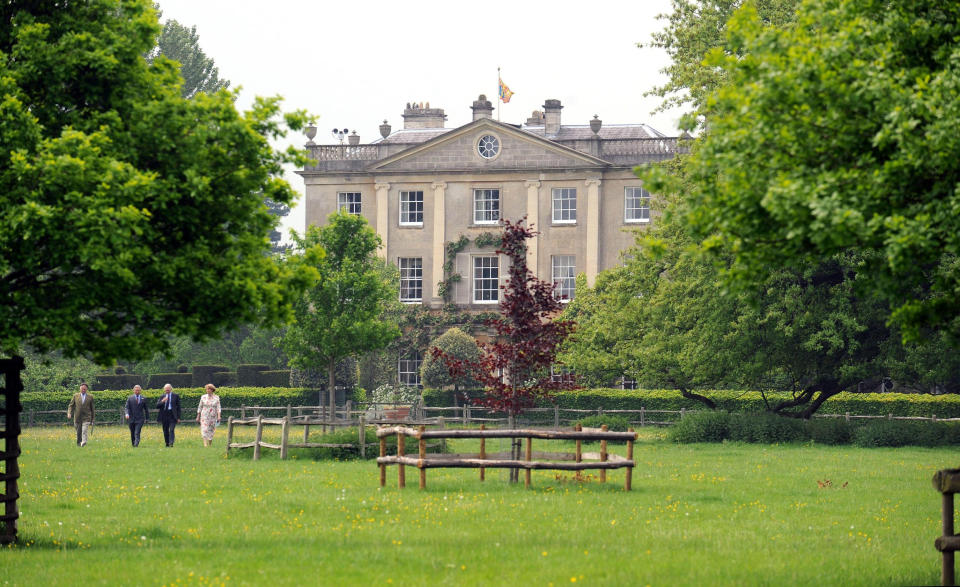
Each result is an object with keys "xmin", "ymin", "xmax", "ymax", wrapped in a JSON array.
[
  {"xmin": 281, "ymin": 212, "xmax": 400, "ymax": 415},
  {"xmin": 665, "ymin": 0, "xmax": 960, "ymax": 339},
  {"xmin": 0, "ymin": 0, "xmax": 315, "ymax": 366}
]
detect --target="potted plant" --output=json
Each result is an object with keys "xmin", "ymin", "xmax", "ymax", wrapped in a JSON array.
[{"xmin": 371, "ymin": 383, "xmax": 420, "ymax": 420}]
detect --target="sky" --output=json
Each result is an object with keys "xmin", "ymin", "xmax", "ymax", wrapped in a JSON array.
[{"xmin": 154, "ymin": 0, "xmax": 684, "ymax": 241}]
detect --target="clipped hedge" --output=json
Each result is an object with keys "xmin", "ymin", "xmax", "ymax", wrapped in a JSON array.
[
  {"xmin": 92, "ymin": 374, "xmax": 144, "ymax": 391},
  {"xmin": 422, "ymin": 388, "xmax": 960, "ymax": 419},
  {"xmin": 192, "ymin": 365, "xmax": 229, "ymax": 387},
  {"xmin": 21, "ymin": 387, "xmax": 319, "ymax": 424},
  {"xmin": 237, "ymin": 364, "xmax": 270, "ymax": 386},
  {"xmin": 258, "ymin": 370, "xmax": 291, "ymax": 387},
  {"xmin": 146, "ymin": 373, "xmax": 193, "ymax": 389}
]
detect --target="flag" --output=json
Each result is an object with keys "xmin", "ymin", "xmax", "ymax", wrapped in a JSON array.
[{"xmin": 499, "ymin": 78, "xmax": 514, "ymax": 103}]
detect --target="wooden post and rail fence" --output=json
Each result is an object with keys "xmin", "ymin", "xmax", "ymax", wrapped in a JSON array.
[
  {"xmin": 376, "ymin": 423, "xmax": 637, "ymax": 491},
  {"xmin": 934, "ymin": 469, "xmax": 960, "ymax": 585},
  {"xmin": 225, "ymin": 410, "xmax": 371, "ymax": 460}
]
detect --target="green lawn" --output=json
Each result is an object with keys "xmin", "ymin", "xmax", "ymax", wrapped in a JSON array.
[{"xmin": 6, "ymin": 425, "xmax": 955, "ymax": 585}]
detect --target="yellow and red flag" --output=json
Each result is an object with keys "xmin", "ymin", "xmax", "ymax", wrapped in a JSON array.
[{"xmin": 498, "ymin": 78, "xmax": 514, "ymax": 103}]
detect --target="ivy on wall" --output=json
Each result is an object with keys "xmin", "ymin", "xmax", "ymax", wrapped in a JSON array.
[{"xmin": 438, "ymin": 232, "xmax": 502, "ymax": 302}]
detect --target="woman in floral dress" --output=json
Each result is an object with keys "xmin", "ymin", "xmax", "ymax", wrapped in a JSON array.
[{"xmin": 196, "ymin": 383, "xmax": 221, "ymax": 446}]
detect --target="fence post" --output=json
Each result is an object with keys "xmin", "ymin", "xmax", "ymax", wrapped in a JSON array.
[
  {"xmin": 625, "ymin": 428, "xmax": 635, "ymax": 492},
  {"xmin": 286, "ymin": 404, "xmax": 292, "ymax": 420},
  {"xmin": 600, "ymin": 424, "xmax": 608, "ymax": 484},
  {"xmin": 397, "ymin": 428, "xmax": 406, "ymax": 489},
  {"xmin": 241, "ymin": 405, "xmax": 246, "ymax": 419},
  {"xmin": 575, "ymin": 423, "xmax": 582, "ymax": 463},
  {"xmin": 554, "ymin": 404, "xmax": 560, "ymax": 430},
  {"xmin": 379, "ymin": 433, "xmax": 387, "ymax": 488},
  {"xmin": 438, "ymin": 417, "xmax": 446, "ymax": 453},
  {"xmin": 253, "ymin": 415, "xmax": 263, "ymax": 461},
  {"xmin": 640, "ymin": 407, "xmax": 645, "ymax": 428},
  {"xmin": 479, "ymin": 423, "xmax": 486, "ymax": 482},
  {"xmin": 464, "ymin": 405, "xmax": 470, "ymax": 425},
  {"xmin": 418, "ymin": 426, "xmax": 426, "ymax": 490},
  {"xmin": 346, "ymin": 400, "xmax": 353, "ymax": 424},
  {"xmin": 524, "ymin": 436, "xmax": 532, "ymax": 489},
  {"xmin": 359, "ymin": 415, "xmax": 366, "ymax": 459},
  {"xmin": 225, "ymin": 417, "xmax": 234, "ymax": 455},
  {"xmin": 845, "ymin": 412, "xmax": 850, "ymax": 422},
  {"xmin": 280, "ymin": 416, "xmax": 290, "ymax": 460},
  {"xmin": 933, "ymin": 469, "xmax": 960, "ymax": 586},
  {"xmin": 681, "ymin": 408, "xmax": 685, "ymax": 420}
]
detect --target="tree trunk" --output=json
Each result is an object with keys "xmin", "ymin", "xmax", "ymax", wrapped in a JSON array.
[
  {"xmin": 679, "ymin": 387, "xmax": 717, "ymax": 410},
  {"xmin": 508, "ymin": 412, "xmax": 519, "ymax": 483},
  {"xmin": 328, "ymin": 358, "xmax": 336, "ymax": 423}
]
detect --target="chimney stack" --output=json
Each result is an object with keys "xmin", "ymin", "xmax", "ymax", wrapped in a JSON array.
[
  {"xmin": 471, "ymin": 94, "xmax": 494, "ymax": 121},
  {"xmin": 543, "ymin": 99, "xmax": 563, "ymax": 136},
  {"xmin": 402, "ymin": 101, "xmax": 447, "ymax": 129}
]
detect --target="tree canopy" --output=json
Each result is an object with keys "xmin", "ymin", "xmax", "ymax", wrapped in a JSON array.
[
  {"xmin": 281, "ymin": 212, "xmax": 400, "ymax": 414},
  {"xmin": 0, "ymin": 0, "xmax": 314, "ymax": 365},
  {"xmin": 661, "ymin": 0, "xmax": 960, "ymax": 339},
  {"xmin": 146, "ymin": 17, "xmax": 229, "ymax": 99}
]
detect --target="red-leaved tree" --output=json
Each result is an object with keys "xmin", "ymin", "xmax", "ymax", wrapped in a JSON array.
[{"xmin": 432, "ymin": 218, "xmax": 578, "ymax": 421}]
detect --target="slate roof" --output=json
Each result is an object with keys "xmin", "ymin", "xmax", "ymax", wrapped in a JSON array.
[{"xmin": 520, "ymin": 123, "xmax": 668, "ymax": 140}]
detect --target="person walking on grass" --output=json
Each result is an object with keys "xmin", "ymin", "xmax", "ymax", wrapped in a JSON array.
[
  {"xmin": 124, "ymin": 384, "xmax": 149, "ymax": 447},
  {"xmin": 66, "ymin": 382, "xmax": 95, "ymax": 447},
  {"xmin": 157, "ymin": 383, "xmax": 181, "ymax": 447},
  {"xmin": 196, "ymin": 383, "xmax": 221, "ymax": 447}
]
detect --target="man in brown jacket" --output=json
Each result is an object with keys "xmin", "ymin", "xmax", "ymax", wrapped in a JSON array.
[{"xmin": 66, "ymin": 383, "xmax": 95, "ymax": 446}]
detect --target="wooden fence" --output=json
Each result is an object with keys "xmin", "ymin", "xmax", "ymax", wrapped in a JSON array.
[
  {"xmin": 934, "ymin": 468, "xmax": 960, "ymax": 585},
  {"xmin": 376, "ymin": 424, "xmax": 637, "ymax": 490},
  {"xmin": 0, "ymin": 357, "xmax": 24, "ymax": 545},
  {"xmin": 225, "ymin": 413, "xmax": 372, "ymax": 460}
]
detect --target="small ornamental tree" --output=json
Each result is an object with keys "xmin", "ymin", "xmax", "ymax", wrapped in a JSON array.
[
  {"xmin": 433, "ymin": 218, "xmax": 577, "ymax": 420},
  {"xmin": 421, "ymin": 327, "xmax": 481, "ymax": 403}
]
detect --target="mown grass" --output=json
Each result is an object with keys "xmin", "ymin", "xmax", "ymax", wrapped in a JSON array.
[{"xmin": 6, "ymin": 425, "xmax": 955, "ymax": 585}]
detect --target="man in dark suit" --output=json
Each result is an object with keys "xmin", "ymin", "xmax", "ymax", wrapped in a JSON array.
[
  {"xmin": 156, "ymin": 384, "xmax": 181, "ymax": 447},
  {"xmin": 124, "ymin": 384, "xmax": 149, "ymax": 447}
]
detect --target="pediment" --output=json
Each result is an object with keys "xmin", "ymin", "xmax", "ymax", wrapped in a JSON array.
[{"xmin": 370, "ymin": 119, "xmax": 609, "ymax": 172}]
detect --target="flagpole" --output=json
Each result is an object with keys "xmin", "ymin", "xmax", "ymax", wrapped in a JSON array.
[{"xmin": 497, "ymin": 66, "xmax": 501, "ymax": 122}]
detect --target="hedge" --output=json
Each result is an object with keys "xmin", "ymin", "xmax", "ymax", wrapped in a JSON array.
[
  {"xmin": 237, "ymin": 364, "xmax": 270, "ymax": 386},
  {"xmin": 92, "ymin": 374, "xmax": 144, "ymax": 391},
  {"xmin": 421, "ymin": 387, "xmax": 960, "ymax": 418},
  {"xmin": 146, "ymin": 373, "xmax": 193, "ymax": 389},
  {"xmin": 191, "ymin": 365, "xmax": 229, "ymax": 387},
  {"xmin": 21, "ymin": 387, "xmax": 319, "ymax": 424}
]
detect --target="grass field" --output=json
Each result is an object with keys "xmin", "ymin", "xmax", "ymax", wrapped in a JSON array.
[{"xmin": 5, "ymin": 425, "xmax": 957, "ymax": 585}]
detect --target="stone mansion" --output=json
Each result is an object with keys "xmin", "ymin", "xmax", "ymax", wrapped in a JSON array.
[{"xmin": 298, "ymin": 95, "xmax": 680, "ymax": 310}]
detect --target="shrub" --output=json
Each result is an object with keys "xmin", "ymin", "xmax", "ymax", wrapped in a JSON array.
[
  {"xmin": 146, "ymin": 373, "xmax": 193, "ymax": 389},
  {"xmin": 805, "ymin": 418, "xmax": 853, "ymax": 445},
  {"xmin": 371, "ymin": 383, "xmax": 420, "ymax": 405},
  {"xmin": 176, "ymin": 364, "xmax": 190, "ymax": 373},
  {"xmin": 576, "ymin": 414, "xmax": 631, "ymax": 432},
  {"xmin": 257, "ymin": 370, "xmax": 291, "ymax": 388},
  {"xmin": 299, "ymin": 426, "xmax": 437, "ymax": 461},
  {"xmin": 669, "ymin": 411, "xmax": 731, "ymax": 443},
  {"xmin": 852, "ymin": 420, "xmax": 960, "ymax": 447},
  {"xmin": 727, "ymin": 413, "xmax": 806, "ymax": 444}
]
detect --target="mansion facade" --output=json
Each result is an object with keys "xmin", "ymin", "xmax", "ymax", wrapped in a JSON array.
[{"xmin": 298, "ymin": 95, "xmax": 680, "ymax": 312}]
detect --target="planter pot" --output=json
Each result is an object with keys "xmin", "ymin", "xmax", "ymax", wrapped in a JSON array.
[{"xmin": 384, "ymin": 407, "xmax": 411, "ymax": 420}]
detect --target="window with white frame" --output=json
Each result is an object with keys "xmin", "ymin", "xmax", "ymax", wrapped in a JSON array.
[
  {"xmin": 473, "ymin": 189, "xmax": 500, "ymax": 224},
  {"xmin": 552, "ymin": 255, "xmax": 576, "ymax": 302},
  {"xmin": 473, "ymin": 256, "xmax": 499, "ymax": 303},
  {"xmin": 552, "ymin": 188, "xmax": 577, "ymax": 223},
  {"xmin": 398, "ymin": 257, "xmax": 423, "ymax": 303},
  {"xmin": 621, "ymin": 376, "xmax": 638, "ymax": 390},
  {"xmin": 398, "ymin": 350, "xmax": 423, "ymax": 386},
  {"xmin": 550, "ymin": 364, "xmax": 576, "ymax": 384},
  {"xmin": 624, "ymin": 187, "xmax": 650, "ymax": 223},
  {"xmin": 337, "ymin": 192, "xmax": 362, "ymax": 215},
  {"xmin": 399, "ymin": 191, "xmax": 424, "ymax": 226}
]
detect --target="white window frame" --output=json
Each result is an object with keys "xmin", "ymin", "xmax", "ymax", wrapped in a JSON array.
[
  {"xmin": 621, "ymin": 376, "xmax": 638, "ymax": 390},
  {"xmin": 477, "ymin": 135, "xmax": 501, "ymax": 159},
  {"xmin": 398, "ymin": 350, "xmax": 423, "ymax": 387},
  {"xmin": 552, "ymin": 188, "xmax": 577, "ymax": 224},
  {"xmin": 398, "ymin": 257, "xmax": 423, "ymax": 303},
  {"xmin": 473, "ymin": 189, "xmax": 500, "ymax": 225},
  {"xmin": 551, "ymin": 255, "xmax": 576, "ymax": 302},
  {"xmin": 625, "ymin": 187, "xmax": 651, "ymax": 223},
  {"xmin": 338, "ymin": 192, "xmax": 362, "ymax": 215},
  {"xmin": 550, "ymin": 364, "xmax": 576, "ymax": 384},
  {"xmin": 399, "ymin": 190, "xmax": 424, "ymax": 226},
  {"xmin": 473, "ymin": 255, "xmax": 499, "ymax": 303}
]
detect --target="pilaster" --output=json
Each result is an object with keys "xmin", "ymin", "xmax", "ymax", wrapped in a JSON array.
[
  {"xmin": 525, "ymin": 180, "xmax": 541, "ymax": 277},
  {"xmin": 431, "ymin": 182, "xmax": 447, "ymax": 304},
  {"xmin": 584, "ymin": 178, "xmax": 602, "ymax": 286},
  {"xmin": 375, "ymin": 182, "xmax": 390, "ymax": 258}
]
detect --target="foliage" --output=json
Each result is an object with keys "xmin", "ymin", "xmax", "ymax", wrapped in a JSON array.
[
  {"xmin": 642, "ymin": 0, "xmax": 799, "ymax": 124},
  {"xmin": 420, "ymin": 328, "xmax": 480, "ymax": 392},
  {"xmin": 669, "ymin": 411, "xmax": 731, "ymax": 443},
  {"xmin": 302, "ymin": 426, "xmax": 433, "ymax": 461},
  {"xmin": 370, "ymin": 383, "xmax": 421, "ymax": 406},
  {"xmin": 0, "ymin": 1, "xmax": 316, "ymax": 365},
  {"xmin": 20, "ymin": 351, "xmax": 99, "ymax": 394},
  {"xmin": 432, "ymin": 219, "xmax": 577, "ymax": 417},
  {"xmin": 660, "ymin": 0, "xmax": 960, "ymax": 340},
  {"xmin": 281, "ymin": 212, "xmax": 400, "ymax": 414},
  {"xmin": 852, "ymin": 420, "xmax": 960, "ymax": 448},
  {"xmin": 146, "ymin": 17, "xmax": 229, "ymax": 99},
  {"xmin": 438, "ymin": 232, "xmax": 501, "ymax": 302}
]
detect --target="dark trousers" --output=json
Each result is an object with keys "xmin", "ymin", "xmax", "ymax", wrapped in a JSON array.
[
  {"xmin": 160, "ymin": 419, "xmax": 177, "ymax": 446},
  {"xmin": 128, "ymin": 421, "xmax": 143, "ymax": 446}
]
